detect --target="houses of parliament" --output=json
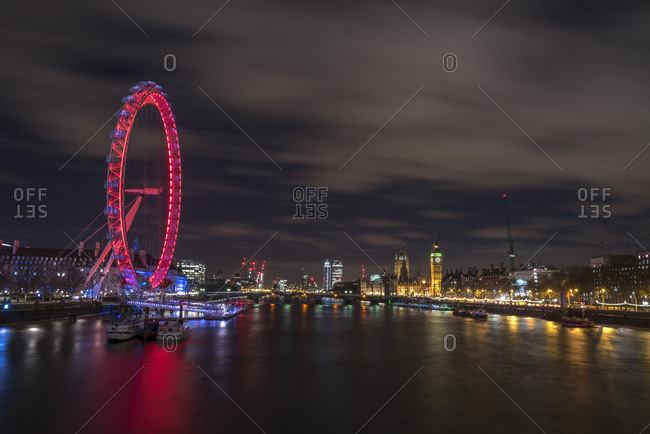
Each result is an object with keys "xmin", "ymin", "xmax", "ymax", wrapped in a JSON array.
[{"xmin": 393, "ymin": 236, "xmax": 443, "ymax": 296}]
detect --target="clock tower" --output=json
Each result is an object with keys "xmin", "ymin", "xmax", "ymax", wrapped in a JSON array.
[{"xmin": 430, "ymin": 235, "xmax": 442, "ymax": 296}]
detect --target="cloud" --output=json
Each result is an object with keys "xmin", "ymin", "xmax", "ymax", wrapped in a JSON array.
[{"xmin": 2, "ymin": 0, "xmax": 649, "ymax": 279}]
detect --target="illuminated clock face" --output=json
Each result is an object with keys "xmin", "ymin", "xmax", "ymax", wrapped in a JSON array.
[{"xmin": 435, "ymin": 257, "xmax": 441, "ymax": 263}]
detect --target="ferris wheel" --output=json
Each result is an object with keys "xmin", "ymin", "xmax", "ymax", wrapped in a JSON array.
[{"xmin": 86, "ymin": 82, "xmax": 181, "ymax": 294}]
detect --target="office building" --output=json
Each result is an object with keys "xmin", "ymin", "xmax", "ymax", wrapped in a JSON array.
[
  {"xmin": 332, "ymin": 260, "xmax": 343, "ymax": 285},
  {"xmin": 323, "ymin": 259, "xmax": 332, "ymax": 291}
]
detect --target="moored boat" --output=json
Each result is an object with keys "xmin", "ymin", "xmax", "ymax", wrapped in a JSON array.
[
  {"xmin": 471, "ymin": 309, "xmax": 488, "ymax": 319},
  {"xmin": 419, "ymin": 303, "xmax": 454, "ymax": 311},
  {"xmin": 261, "ymin": 295, "xmax": 285, "ymax": 305},
  {"xmin": 136, "ymin": 320, "xmax": 159, "ymax": 341},
  {"xmin": 204, "ymin": 305, "xmax": 243, "ymax": 320},
  {"xmin": 106, "ymin": 317, "xmax": 143, "ymax": 342},
  {"xmin": 322, "ymin": 297, "xmax": 345, "ymax": 306},
  {"xmin": 453, "ymin": 309, "xmax": 488, "ymax": 319},
  {"xmin": 392, "ymin": 301, "xmax": 453, "ymax": 311},
  {"xmin": 240, "ymin": 299, "xmax": 255, "ymax": 309},
  {"xmin": 561, "ymin": 316, "xmax": 594, "ymax": 327},
  {"xmin": 156, "ymin": 318, "xmax": 190, "ymax": 341},
  {"xmin": 291, "ymin": 296, "xmax": 314, "ymax": 305}
]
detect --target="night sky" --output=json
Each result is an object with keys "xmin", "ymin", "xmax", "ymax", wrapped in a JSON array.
[{"xmin": 2, "ymin": 1, "xmax": 650, "ymax": 282}]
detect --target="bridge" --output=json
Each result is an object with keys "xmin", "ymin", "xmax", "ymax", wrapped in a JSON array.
[
  {"xmin": 98, "ymin": 294, "xmax": 249, "ymax": 319},
  {"xmin": 124, "ymin": 299, "xmax": 230, "ymax": 316}
]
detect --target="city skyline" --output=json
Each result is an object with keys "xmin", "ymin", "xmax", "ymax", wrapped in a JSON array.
[{"xmin": 3, "ymin": 230, "xmax": 647, "ymax": 288}]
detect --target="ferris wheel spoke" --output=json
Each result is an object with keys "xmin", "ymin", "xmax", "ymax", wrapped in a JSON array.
[{"xmin": 124, "ymin": 187, "xmax": 163, "ymax": 196}]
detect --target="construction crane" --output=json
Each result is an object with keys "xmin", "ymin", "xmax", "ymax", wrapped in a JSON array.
[{"xmin": 502, "ymin": 194, "xmax": 516, "ymax": 299}]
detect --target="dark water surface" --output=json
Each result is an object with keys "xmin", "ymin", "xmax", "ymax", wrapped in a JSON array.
[{"xmin": 1, "ymin": 304, "xmax": 649, "ymax": 434}]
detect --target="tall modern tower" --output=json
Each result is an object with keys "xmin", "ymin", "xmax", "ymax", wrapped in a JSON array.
[
  {"xmin": 323, "ymin": 259, "xmax": 332, "ymax": 291},
  {"xmin": 394, "ymin": 248, "xmax": 409, "ymax": 279},
  {"xmin": 331, "ymin": 260, "xmax": 343, "ymax": 286},
  {"xmin": 430, "ymin": 235, "xmax": 442, "ymax": 296}
]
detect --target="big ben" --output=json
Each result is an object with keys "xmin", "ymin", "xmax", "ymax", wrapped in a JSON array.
[{"xmin": 430, "ymin": 235, "xmax": 442, "ymax": 296}]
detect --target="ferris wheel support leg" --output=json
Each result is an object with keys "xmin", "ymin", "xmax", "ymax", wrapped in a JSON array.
[
  {"xmin": 85, "ymin": 197, "xmax": 143, "ymax": 296},
  {"xmin": 84, "ymin": 241, "xmax": 115, "ymax": 291},
  {"xmin": 91, "ymin": 254, "xmax": 116, "ymax": 298}
]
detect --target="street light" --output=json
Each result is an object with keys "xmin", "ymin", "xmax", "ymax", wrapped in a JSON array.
[{"xmin": 568, "ymin": 289, "xmax": 578, "ymax": 306}]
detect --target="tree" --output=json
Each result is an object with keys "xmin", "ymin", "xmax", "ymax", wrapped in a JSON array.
[
  {"xmin": 12, "ymin": 265, "xmax": 41, "ymax": 297},
  {"xmin": 537, "ymin": 271, "xmax": 567, "ymax": 301},
  {"xmin": 56, "ymin": 265, "xmax": 85, "ymax": 296},
  {"xmin": 0, "ymin": 264, "xmax": 10, "ymax": 294},
  {"xmin": 564, "ymin": 266, "xmax": 592, "ymax": 302}
]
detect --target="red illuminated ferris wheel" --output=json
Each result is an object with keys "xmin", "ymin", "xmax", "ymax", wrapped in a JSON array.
[{"xmin": 105, "ymin": 81, "xmax": 181, "ymax": 290}]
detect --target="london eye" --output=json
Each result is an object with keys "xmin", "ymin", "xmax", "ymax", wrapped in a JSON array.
[{"xmin": 104, "ymin": 81, "xmax": 181, "ymax": 291}]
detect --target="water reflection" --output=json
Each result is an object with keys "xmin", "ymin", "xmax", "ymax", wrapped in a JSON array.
[{"xmin": 0, "ymin": 306, "xmax": 648, "ymax": 433}]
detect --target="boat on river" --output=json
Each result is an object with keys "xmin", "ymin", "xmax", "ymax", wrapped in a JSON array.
[
  {"xmin": 156, "ymin": 318, "xmax": 190, "ymax": 341},
  {"xmin": 136, "ymin": 320, "xmax": 159, "ymax": 341},
  {"xmin": 418, "ymin": 303, "xmax": 454, "ymax": 311},
  {"xmin": 561, "ymin": 316, "xmax": 595, "ymax": 327},
  {"xmin": 260, "ymin": 295, "xmax": 285, "ymax": 305},
  {"xmin": 105, "ymin": 317, "xmax": 143, "ymax": 342},
  {"xmin": 322, "ymin": 297, "xmax": 345, "ymax": 306},
  {"xmin": 393, "ymin": 301, "xmax": 453, "ymax": 311},
  {"xmin": 204, "ymin": 305, "xmax": 243, "ymax": 320},
  {"xmin": 240, "ymin": 299, "xmax": 256, "ymax": 310},
  {"xmin": 452, "ymin": 309, "xmax": 488, "ymax": 319}
]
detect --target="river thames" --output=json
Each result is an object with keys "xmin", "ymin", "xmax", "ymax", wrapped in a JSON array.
[{"xmin": 1, "ymin": 304, "xmax": 649, "ymax": 434}]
